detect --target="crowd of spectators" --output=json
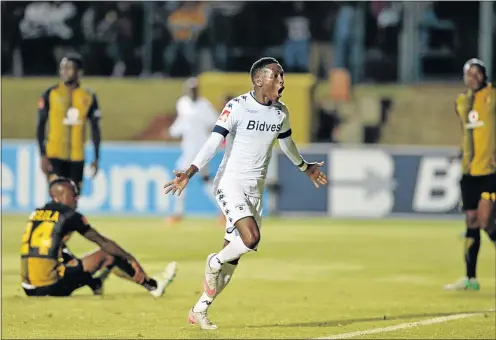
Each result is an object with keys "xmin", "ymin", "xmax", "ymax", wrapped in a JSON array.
[{"xmin": 0, "ymin": 1, "xmax": 487, "ymax": 80}]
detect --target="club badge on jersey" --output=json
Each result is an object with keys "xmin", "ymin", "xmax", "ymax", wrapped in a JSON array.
[{"xmin": 63, "ymin": 107, "xmax": 83, "ymax": 125}]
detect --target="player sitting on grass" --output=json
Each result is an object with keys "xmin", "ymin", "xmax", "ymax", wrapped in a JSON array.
[
  {"xmin": 20, "ymin": 177, "xmax": 177, "ymax": 297},
  {"xmin": 165, "ymin": 57, "xmax": 328, "ymax": 329}
]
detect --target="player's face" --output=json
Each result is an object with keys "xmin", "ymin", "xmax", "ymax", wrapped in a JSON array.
[
  {"xmin": 261, "ymin": 64, "xmax": 285, "ymax": 102},
  {"xmin": 59, "ymin": 184, "xmax": 79, "ymax": 209},
  {"xmin": 188, "ymin": 86, "xmax": 198, "ymax": 100},
  {"xmin": 464, "ymin": 65, "xmax": 484, "ymax": 90},
  {"xmin": 59, "ymin": 59, "xmax": 78, "ymax": 84}
]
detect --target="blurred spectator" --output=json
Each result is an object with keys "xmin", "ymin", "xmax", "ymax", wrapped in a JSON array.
[
  {"xmin": 1, "ymin": 0, "xmax": 486, "ymax": 81},
  {"xmin": 308, "ymin": 2, "xmax": 336, "ymax": 79},
  {"xmin": 81, "ymin": 3, "xmax": 119, "ymax": 75},
  {"xmin": 82, "ymin": 2, "xmax": 143, "ymax": 76},
  {"xmin": 164, "ymin": 2, "xmax": 210, "ymax": 76},
  {"xmin": 208, "ymin": 2, "xmax": 244, "ymax": 71},
  {"xmin": 283, "ymin": 2, "xmax": 310, "ymax": 73},
  {"xmin": 333, "ymin": 2, "xmax": 356, "ymax": 69},
  {"xmin": 1, "ymin": 2, "xmax": 24, "ymax": 75},
  {"xmin": 315, "ymin": 103, "xmax": 342, "ymax": 143},
  {"xmin": 19, "ymin": 1, "xmax": 84, "ymax": 75}
]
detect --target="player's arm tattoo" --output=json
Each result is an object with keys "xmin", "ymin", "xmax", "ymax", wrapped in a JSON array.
[
  {"xmin": 87, "ymin": 94, "xmax": 101, "ymax": 161},
  {"xmin": 82, "ymin": 227, "xmax": 134, "ymax": 262}
]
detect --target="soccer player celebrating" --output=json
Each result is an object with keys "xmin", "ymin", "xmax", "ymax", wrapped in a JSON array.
[
  {"xmin": 444, "ymin": 59, "xmax": 496, "ymax": 291},
  {"xmin": 167, "ymin": 77, "xmax": 219, "ymax": 224},
  {"xmin": 164, "ymin": 57, "xmax": 328, "ymax": 329}
]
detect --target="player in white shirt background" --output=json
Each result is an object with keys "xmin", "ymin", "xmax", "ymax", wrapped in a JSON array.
[
  {"xmin": 164, "ymin": 57, "xmax": 328, "ymax": 330},
  {"xmin": 167, "ymin": 77, "xmax": 219, "ymax": 224}
]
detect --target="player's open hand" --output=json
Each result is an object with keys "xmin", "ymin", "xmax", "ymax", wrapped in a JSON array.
[
  {"xmin": 305, "ymin": 161, "xmax": 328, "ymax": 188},
  {"xmin": 130, "ymin": 258, "xmax": 146, "ymax": 284},
  {"xmin": 164, "ymin": 170, "xmax": 190, "ymax": 196}
]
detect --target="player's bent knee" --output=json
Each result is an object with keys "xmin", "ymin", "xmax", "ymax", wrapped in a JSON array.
[
  {"xmin": 466, "ymin": 211, "xmax": 479, "ymax": 228},
  {"xmin": 242, "ymin": 228, "xmax": 260, "ymax": 249},
  {"xmin": 235, "ymin": 217, "xmax": 260, "ymax": 249},
  {"xmin": 478, "ymin": 196, "xmax": 494, "ymax": 229},
  {"xmin": 103, "ymin": 253, "xmax": 116, "ymax": 267}
]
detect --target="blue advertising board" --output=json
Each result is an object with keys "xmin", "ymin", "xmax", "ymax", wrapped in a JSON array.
[
  {"xmin": 2, "ymin": 141, "xmax": 464, "ymax": 218},
  {"xmin": 275, "ymin": 145, "xmax": 463, "ymax": 218},
  {"xmin": 1, "ymin": 141, "xmax": 239, "ymax": 216}
]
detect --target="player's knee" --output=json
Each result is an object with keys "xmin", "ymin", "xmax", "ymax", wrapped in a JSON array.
[
  {"xmin": 237, "ymin": 218, "xmax": 260, "ymax": 249},
  {"xmin": 242, "ymin": 226, "xmax": 260, "ymax": 249},
  {"xmin": 477, "ymin": 200, "xmax": 493, "ymax": 229},
  {"xmin": 103, "ymin": 253, "xmax": 115, "ymax": 267},
  {"xmin": 466, "ymin": 211, "xmax": 479, "ymax": 228}
]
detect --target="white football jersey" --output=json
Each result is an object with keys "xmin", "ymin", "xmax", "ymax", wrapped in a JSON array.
[
  {"xmin": 213, "ymin": 91, "xmax": 292, "ymax": 197},
  {"xmin": 171, "ymin": 95, "xmax": 218, "ymax": 169}
]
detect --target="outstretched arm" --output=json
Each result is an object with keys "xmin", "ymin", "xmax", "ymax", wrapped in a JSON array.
[
  {"xmin": 278, "ymin": 130, "xmax": 309, "ymax": 171},
  {"xmin": 82, "ymin": 227, "xmax": 134, "ymax": 261},
  {"xmin": 277, "ymin": 108, "xmax": 327, "ymax": 188},
  {"xmin": 185, "ymin": 130, "xmax": 225, "ymax": 179},
  {"xmin": 165, "ymin": 102, "xmax": 237, "ymax": 195}
]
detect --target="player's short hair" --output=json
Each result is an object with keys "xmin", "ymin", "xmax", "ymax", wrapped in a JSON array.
[
  {"xmin": 463, "ymin": 58, "xmax": 487, "ymax": 80},
  {"xmin": 61, "ymin": 52, "xmax": 84, "ymax": 70},
  {"xmin": 250, "ymin": 57, "xmax": 280, "ymax": 82},
  {"xmin": 49, "ymin": 177, "xmax": 80, "ymax": 197}
]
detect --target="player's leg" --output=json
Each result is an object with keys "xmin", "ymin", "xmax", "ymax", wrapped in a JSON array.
[
  {"xmin": 109, "ymin": 256, "xmax": 177, "ymax": 297},
  {"xmin": 46, "ymin": 158, "xmax": 65, "ymax": 182},
  {"xmin": 445, "ymin": 175, "xmax": 481, "ymax": 291},
  {"xmin": 208, "ymin": 193, "xmax": 261, "ymax": 286},
  {"xmin": 211, "ymin": 196, "xmax": 261, "ymax": 296},
  {"xmin": 189, "ymin": 236, "xmax": 240, "ymax": 330},
  {"xmin": 190, "ymin": 193, "xmax": 261, "ymax": 329},
  {"xmin": 192, "ymin": 238, "xmax": 239, "ymax": 310},
  {"xmin": 478, "ymin": 176, "xmax": 496, "ymax": 246},
  {"xmin": 85, "ymin": 249, "xmax": 177, "ymax": 298},
  {"xmin": 49, "ymin": 253, "xmax": 105, "ymax": 296},
  {"xmin": 69, "ymin": 161, "xmax": 85, "ymax": 194}
]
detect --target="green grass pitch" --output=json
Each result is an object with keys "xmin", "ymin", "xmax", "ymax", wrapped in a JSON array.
[{"xmin": 2, "ymin": 215, "xmax": 495, "ymax": 339}]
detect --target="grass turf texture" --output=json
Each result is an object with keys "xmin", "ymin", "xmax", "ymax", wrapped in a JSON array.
[{"xmin": 2, "ymin": 216, "xmax": 495, "ymax": 339}]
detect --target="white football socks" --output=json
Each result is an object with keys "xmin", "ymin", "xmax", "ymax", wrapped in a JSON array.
[
  {"xmin": 193, "ymin": 292, "xmax": 214, "ymax": 313},
  {"xmin": 193, "ymin": 262, "xmax": 238, "ymax": 313},
  {"xmin": 217, "ymin": 262, "xmax": 237, "ymax": 295},
  {"xmin": 209, "ymin": 237, "xmax": 252, "ymax": 270}
]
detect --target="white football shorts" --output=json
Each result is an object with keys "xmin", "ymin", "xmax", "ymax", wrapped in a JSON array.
[{"xmin": 214, "ymin": 185, "xmax": 263, "ymax": 246}]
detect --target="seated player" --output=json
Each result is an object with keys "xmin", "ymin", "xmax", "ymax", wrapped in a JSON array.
[{"xmin": 20, "ymin": 177, "xmax": 177, "ymax": 297}]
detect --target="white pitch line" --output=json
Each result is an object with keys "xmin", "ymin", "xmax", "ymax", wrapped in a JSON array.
[{"xmin": 314, "ymin": 309, "xmax": 496, "ymax": 340}]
